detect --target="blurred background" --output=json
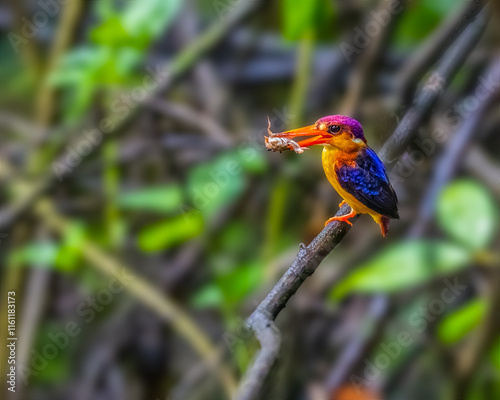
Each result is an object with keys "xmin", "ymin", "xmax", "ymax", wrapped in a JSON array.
[{"xmin": 0, "ymin": 0, "xmax": 499, "ymax": 399}]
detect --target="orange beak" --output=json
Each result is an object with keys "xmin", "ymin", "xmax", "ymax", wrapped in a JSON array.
[{"xmin": 271, "ymin": 125, "xmax": 333, "ymax": 148}]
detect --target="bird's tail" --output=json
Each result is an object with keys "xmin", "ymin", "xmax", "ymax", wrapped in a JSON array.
[{"xmin": 379, "ymin": 216, "xmax": 391, "ymax": 238}]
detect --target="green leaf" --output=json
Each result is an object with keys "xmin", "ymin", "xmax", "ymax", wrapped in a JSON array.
[
  {"xmin": 90, "ymin": 16, "xmax": 133, "ymax": 47},
  {"xmin": 437, "ymin": 180, "xmax": 498, "ymax": 250},
  {"xmin": 215, "ymin": 221, "xmax": 255, "ymax": 257},
  {"xmin": 216, "ymin": 261, "xmax": 263, "ymax": 305},
  {"xmin": 55, "ymin": 222, "xmax": 86, "ymax": 272},
  {"xmin": 187, "ymin": 153, "xmax": 247, "ymax": 218},
  {"xmin": 437, "ymin": 298, "xmax": 487, "ymax": 345},
  {"xmin": 490, "ymin": 336, "xmax": 500, "ymax": 370},
  {"xmin": 91, "ymin": 0, "xmax": 182, "ymax": 49},
  {"xmin": 191, "ymin": 285, "xmax": 224, "ymax": 309},
  {"xmin": 237, "ymin": 147, "xmax": 267, "ymax": 174},
  {"xmin": 330, "ymin": 240, "xmax": 471, "ymax": 300},
  {"xmin": 50, "ymin": 0, "xmax": 182, "ymax": 118},
  {"xmin": 48, "ymin": 47, "xmax": 107, "ymax": 86},
  {"xmin": 118, "ymin": 185, "xmax": 184, "ymax": 213},
  {"xmin": 394, "ymin": 0, "xmax": 455, "ymax": 48},
  {"xmin": 31, "ymin": 323, "xmax": 73, "ymax": 384},
  {"xmin": 137, "ymin": 211, "xmax": 203, "ymax": 252},
  {"xmin": 185, "ymin": 150, "xmax": 265, "ymax": 219},
  {"xmin": 48, "ymin": 46, "xmax": 110, "ymax": 119},
  {"xmin": 9, "ymin": 241, "xmax": 59, "ymax": 268},
  {"xmin": 122, "ymin": 0, "xmax": 182, "ymax": 41},
  {"xmin": 281, "ymin": 0, "xmax": 334, "ymax": 40}
]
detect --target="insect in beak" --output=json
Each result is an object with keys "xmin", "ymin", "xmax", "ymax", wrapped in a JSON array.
[{"xmin": 265, "ymin": 117, "xmax": 333, "ymax": 153}]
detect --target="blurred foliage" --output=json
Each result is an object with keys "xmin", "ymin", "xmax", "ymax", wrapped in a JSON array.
[
  {"xmin": 187, "ymin": 149, "xmax": 267, "ymax": 218},
  {"xmin": 193, "ymin": 260, "xmax": 262, "ymax": 309},
  {"xmin": 330, "ymin": 180, "xmax": 498, "ymax": 300},
  {"xmin": 330, "ymin": 240, "xmax": 471, "ymax": 300},
  {"xmin": 1, "ymin": 0, "xmax": 498, "ymax": 399},
  {"xmin": 54, "ymin": 222, "xmax": 86, "ymax": 271},
  {"xmin": 49, "ymin": 0, "xmax": 182, "ymax": 119},
  {"xmin": 31, "ymin": 323, "xmax": 74, "ymax": 384},
  {"xmin": 138, "ymin": 211, "xmax": 204, "ymax": 252},
  {"xmin": 437, "ymin": 180, "xmax": 499, "ymax": 251},
  {"xmin": 131, "ymin": 148, "xmax": 266, "ymax": 254},
  {"xmin": 438, "ymin": 298, "xmax": 487, "ymax": 345},
  {"xmin": 281, "ymin": 0, "xmax": 335, "ymax": 40},
  {"xmin": 490, "ymin": 337, "xmax": 500, "ymax": 370},
  {"xmin": 394, "ymin": 0, "xmax": 457, "ymax": 48},
  {"xmin": 118, "ymin": 185, "xmax": 184, "ymax": 214},
  {"xmin": 9, "ymin": 240, "xmax": 59, "ymax": 269}
]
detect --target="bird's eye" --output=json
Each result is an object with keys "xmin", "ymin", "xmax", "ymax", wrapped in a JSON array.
[{"xmin": 328, "ymin": 125, "xmax": 341, "ymax": 134}]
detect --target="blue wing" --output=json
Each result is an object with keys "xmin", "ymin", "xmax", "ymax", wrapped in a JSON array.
[{"xmin": 335, "ymin": 147, "xmax": 399, "ymax": 219}]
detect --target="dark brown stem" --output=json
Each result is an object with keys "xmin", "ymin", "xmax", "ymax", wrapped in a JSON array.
[
  {"xmin": 395, "ymin": 0, "xmax": 486, "ymax": 107},
  {"xmin": 379, "ymin": 8, "xmax": 488, "ymax": 167},
  {"xmin": 409, "ymin": 58, "xmax": 500, "ymax": 237}
]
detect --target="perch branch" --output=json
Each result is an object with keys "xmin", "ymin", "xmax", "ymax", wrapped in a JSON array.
[{"xmin": 236, "ymin": 9, "xmax": 488, "ymax": 400}]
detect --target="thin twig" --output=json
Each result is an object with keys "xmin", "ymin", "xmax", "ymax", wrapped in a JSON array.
[
  {"xmin": 35, "ymin": 0, "xmax": 84, "ymax": 127},
  {"xmin": 379, "ymin": 9, "xmax": 488, "ymax": 167},
  {"xmin": 409, "ymin": 58, "xmax": 500, "ymax": 237},
  {"xmin": 395, "ymin": 0, "xmax": 486, "ymax": 106},
  {"xmin": 236, "ymin": 9, "xmax": 489, "ymax": 400},
  {"xmin": 146, "ymin": 98, "xmax": 234, "ymax": 147}
]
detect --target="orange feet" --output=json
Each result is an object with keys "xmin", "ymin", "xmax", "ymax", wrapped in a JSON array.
[{"xmin": 325, "ymin": 208, "xmax": 357, "ymax": 227}]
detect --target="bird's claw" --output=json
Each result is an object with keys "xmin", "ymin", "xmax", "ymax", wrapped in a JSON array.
[{"xmin": 325, "ymin": 209, "xmax": 357, "ymax": 227}]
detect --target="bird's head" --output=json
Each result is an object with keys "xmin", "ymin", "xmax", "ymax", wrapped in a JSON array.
[{"xmin": 272, "ymin": 115, "xmax": 366, "ymax": 151}]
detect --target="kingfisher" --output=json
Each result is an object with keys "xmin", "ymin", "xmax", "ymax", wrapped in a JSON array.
[{"xmin": 265, "ymin": 115, "xmax": 399, "ymax": 237}]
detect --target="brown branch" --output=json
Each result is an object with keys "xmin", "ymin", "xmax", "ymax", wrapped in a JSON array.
[
  {"xmin": 378, "ymin": 8, "xmax": 488, "ymax": 168},
  {"xmin": 236, "ymin": 8, "xmax": 489, "ymax": 400},
  {"xmin": 409, "ymin": 58, "xmax": 500, "ymax": 237},
  {"xmin": 394, "ymin": 0, "xmax": 486, "ymax": 107}
]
